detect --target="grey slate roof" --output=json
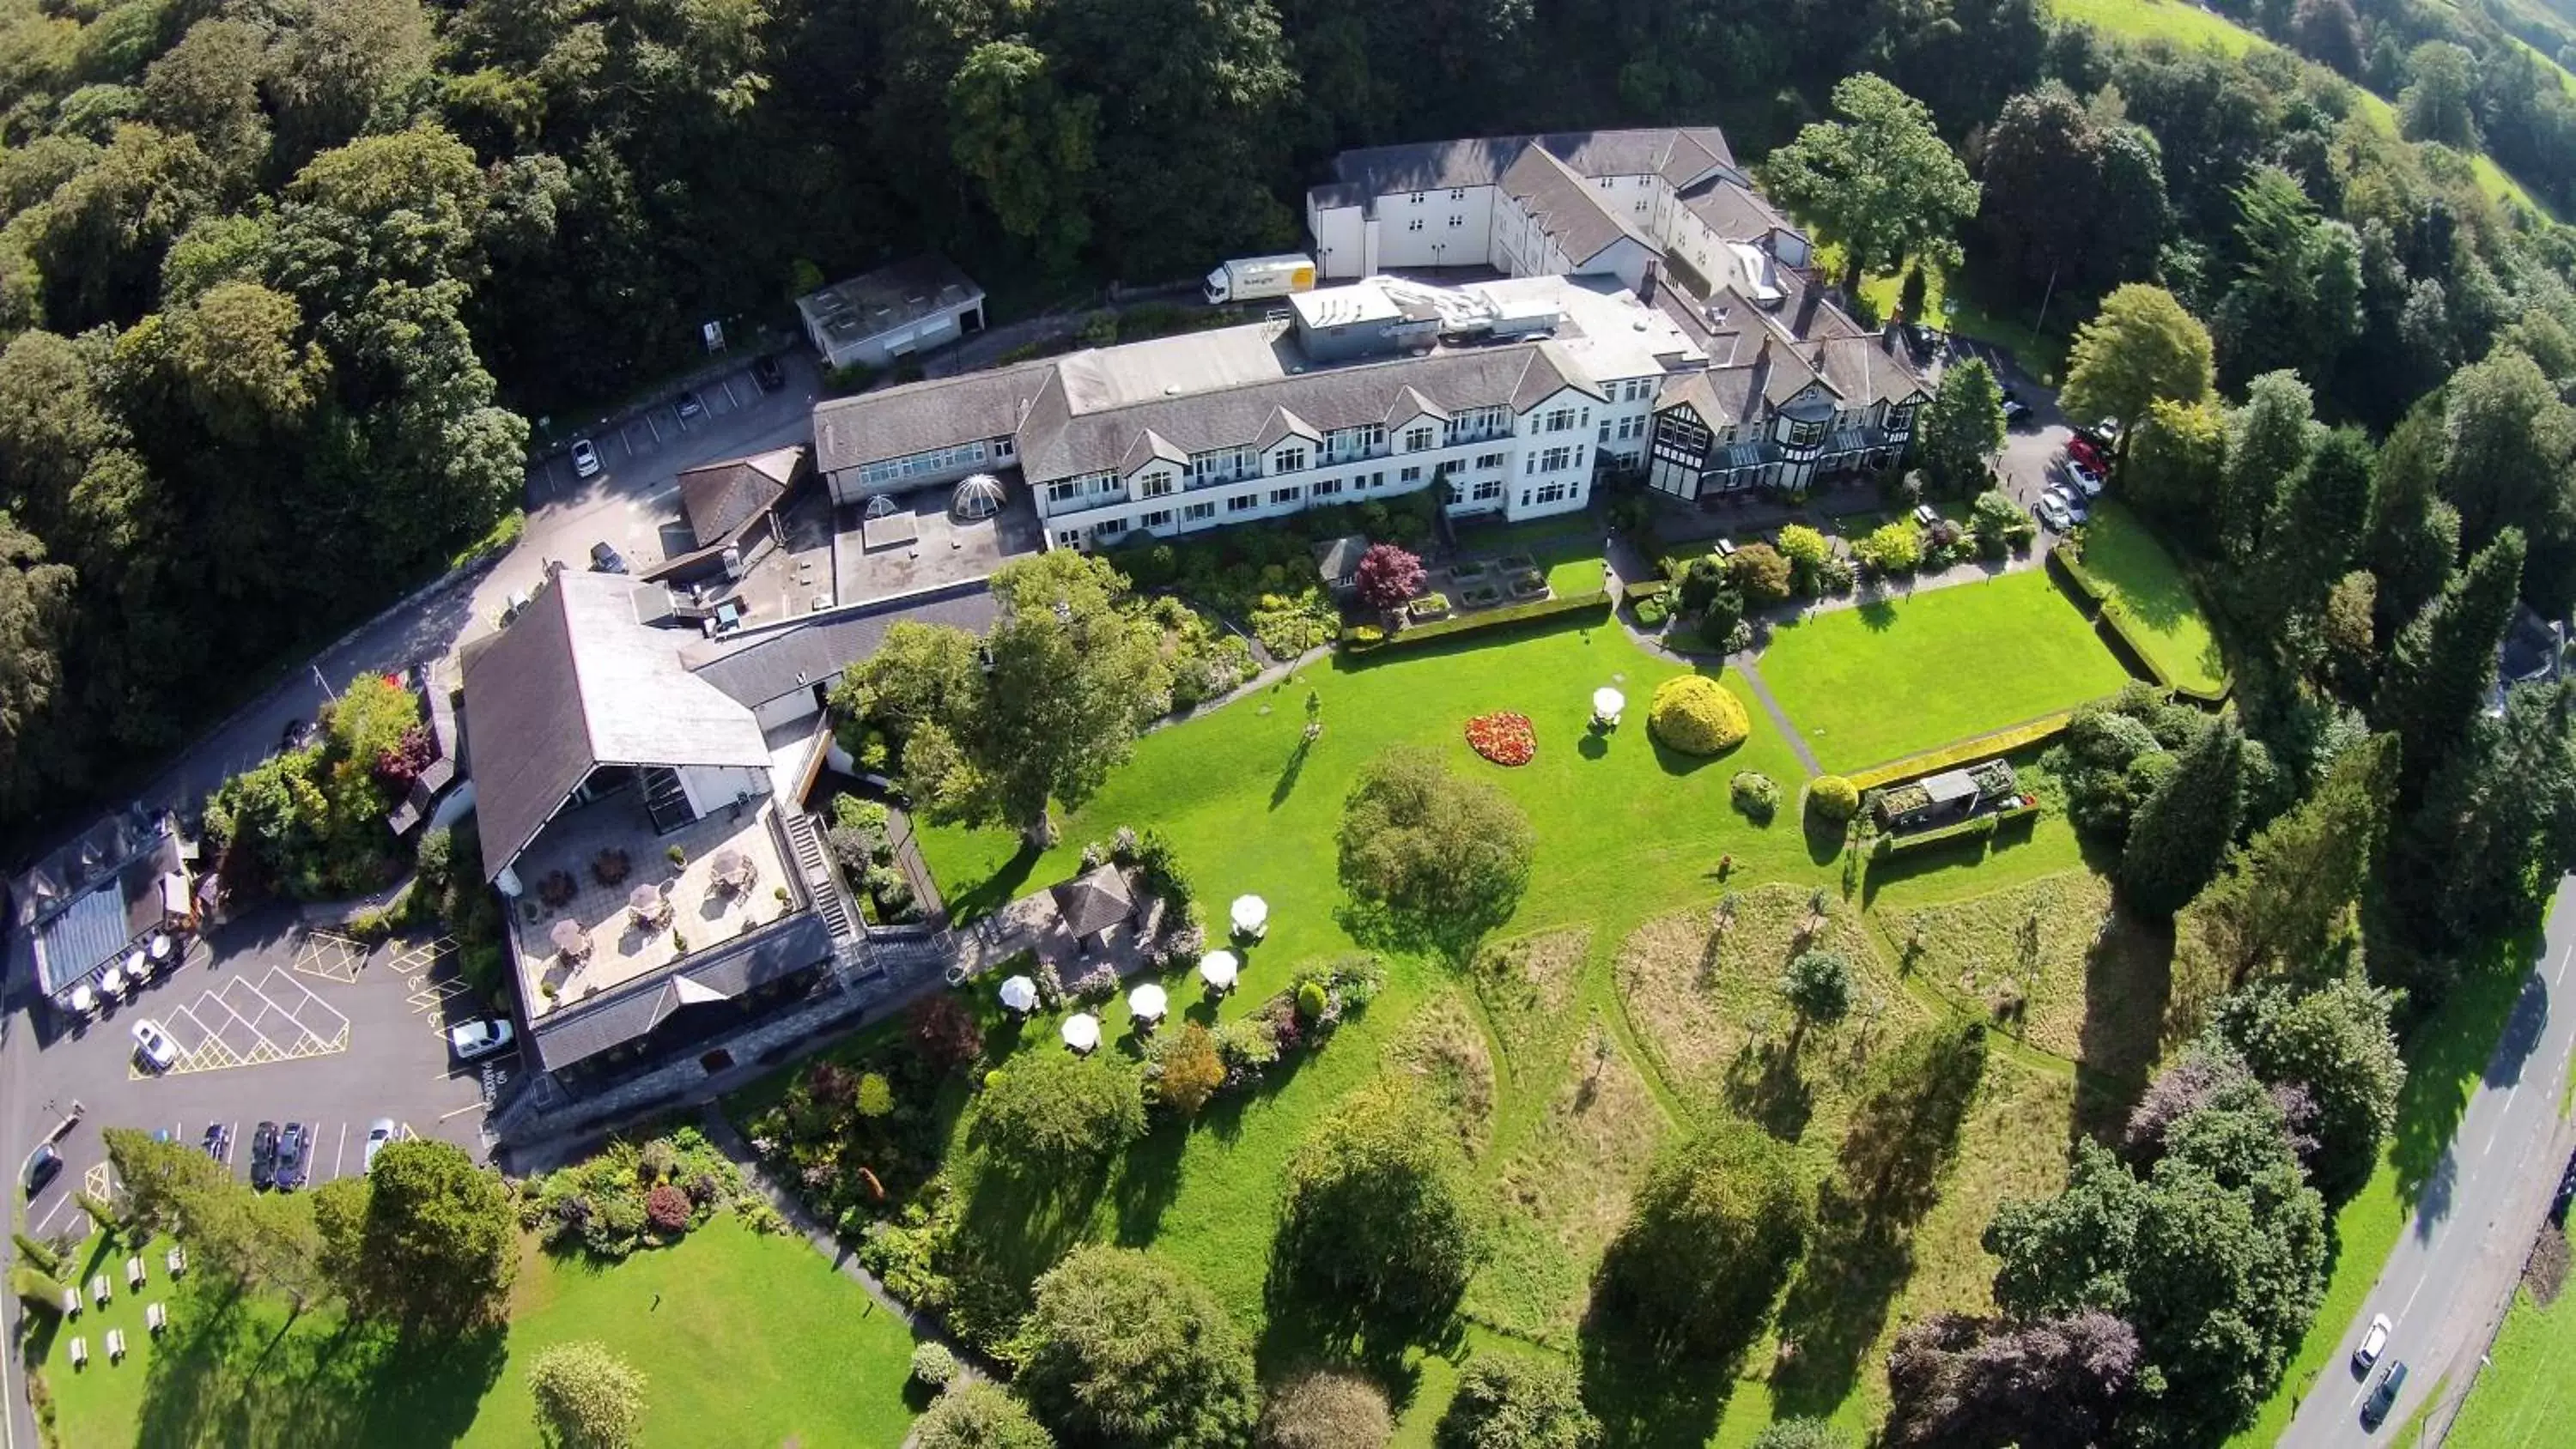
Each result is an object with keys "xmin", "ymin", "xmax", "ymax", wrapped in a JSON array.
[
  {"xmin": 678, "ymin": 446, "xmax": 805, "ymax": 549},
  {"xmin": 463, "ymin": 571, "xmax": 771, "ymax": 882},
  {"xmin": 1051, "ymin": 864, "xmax": 1136, "ymax": 940},
  {"xmin": 683, "ymin": 585, "xmax": 1003, "ymax": 710},
  {"xmin": 1678, "ymin": 179, "xmax": 1794, "ymax": 243},
  {"xmin": 27, "ymin": 831, "xmax": 185, "ymax": 996},
  {"xmin": 1498, "ymin": 145, "xmax": 1653, "ymax": 265},
  {"xmin": 1322, "ymin": 128, "xmax": 1737, "ymax": 201},
  {"xmin": 811, "ymin": 360, "xmax": 1055, "ymax": 475},
  {"xmin": 526, "ymin": 912, "xmax": 833, "ymax": 1072}
]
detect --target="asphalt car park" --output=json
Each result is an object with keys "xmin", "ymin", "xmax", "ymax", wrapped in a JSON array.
[{"xmin": 17, "ymin": 911, "xmax": 511, "ymax": 1240}]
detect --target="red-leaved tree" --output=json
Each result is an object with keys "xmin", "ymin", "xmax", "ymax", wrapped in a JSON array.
[{"xmin": 1353, "ymin": 543, "xmax": 1426, "ymax": 613}]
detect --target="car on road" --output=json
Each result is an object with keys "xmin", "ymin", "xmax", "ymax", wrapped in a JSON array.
[
  {"xmin": 2035, "ymin": 494, "xmax": 2074, "ymax": 532},
  {"xmin": 21, "ymin": 1143, "xmax": 62, "ymax": 1198},
  {"xmin": 278, "ymin": 715, "xmax": 316, "ymax": 753},
  {"xmin": 589, "ymin": 541, "xmax": 626, "ymax": 574},
  {"xmin": 2065, "ymin": 459, "xmax": 2105, "ymax": 497},
  {"xmin": 274, "ymin": 1122, "xmax": 309, "ymax": 1190},
  {"xmin": 449, "ymin": 1016, "xmax": 517, "ymax": 1062},
  {"xmin": 751, "ymin": 354, "xmax": 787, "ymax": 391},
  {"xmin": 2002, "ymin": 389, "xmax": 2034, "ymax": 427},
  {"xmin": 200, "ymin": 1122, "xmax": 231, "ymax": 1162},
  {"xmin": 676, "ymin": 390, "xmax": 705, "ymax": 421},
  {"xmin": 2552, "ymin": 1147, "xmax": 2576, "ymax": 1225},
  {"xmin": 249, "ymin": 1121, "xmax": 280, "ymax": 1191},
  {"xmin": 131, "ymin": 1018, "xmax": 180, "ymax": 1071},
  {"xmin": 570, "ymin": 439, "xmax": 602, "ymax": 478},
  {"xmin": 2352, "ymin": 1313, "xmax": 2392, "ymax": 1373},
  {"xmin": 2360, "ymin": 1359, "xmax": 2408, "ymax": 1428},
  {"xmin": 364, "ymin": 1119, "xmax": 398, "ymax": 1173}
]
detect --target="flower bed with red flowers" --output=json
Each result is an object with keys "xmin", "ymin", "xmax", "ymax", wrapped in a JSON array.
[{"xmin": 1466, "ymin": 711, "xmax": 1537, "ymax": 767}]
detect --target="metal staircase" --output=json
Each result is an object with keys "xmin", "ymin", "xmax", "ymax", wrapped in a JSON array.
[
  {"xmin": 781, "ymin": 811, "xmax": 858, "ymax": 945},
  {"xmin": 639, "ymin": 766, "xmax": 692, "ymax": 833}
]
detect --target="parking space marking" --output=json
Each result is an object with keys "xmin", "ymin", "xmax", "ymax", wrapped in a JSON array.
[
  {"xmin": 83, "ymin": 1161, "xmax": 115, "ymax": 1203},
  {"xmin": 141, "ymin": 967, "xmax": 351, "ymax": 1076},
  {"xmin": 292, "ymin": 928, "xmax": 368, "ymax": 984},
  {"xmin": 390, "ymin": 936, "xmax": 457, "ymax": 978}
]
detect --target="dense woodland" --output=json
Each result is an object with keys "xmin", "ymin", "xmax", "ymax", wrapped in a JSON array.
[{"xmin": 0, "ymin": 0, "xmax": 2572, "ymax": 853}]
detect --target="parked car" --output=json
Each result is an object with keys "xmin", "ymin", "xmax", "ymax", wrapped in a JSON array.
[
  {"xmin": 2065, "ymin": 459, "xmax": 2105, "ymax": 497},
  {"xmin": 2002, "ymin": 390, "xmax": 2034, "ymax": 427},
  {"xmin": 2075, "ymin": 416, "xmax": 2122, "ymax": 449},
  {"xmin": 249, "ymin": 1121, "xmax": 280, "ymax": 1191},
  {"xmin": 200, "ymin": 1122, "xmax": 231, "ymax": 1162},
  {"xmin": 2047, "ymin": 484, "xmax": 2091, "ymax": 524},
  {"xmin": 570, "ymin": 439, "xmax": 602, "ymax": 478},
  {"xmin": 21, "ymin": 1143, "xmax": 62, "ymax": 1198},
  {"xmin": 676, "ymin": 390, "xmax": 705, "ymax": 421},
  {"xmin": 2035, "ymin": 494, "xmax": 2075, "ymax": 532},
  {"xmin": 751, "ymin": 354, "xmax": 787, "ymax": 391},
  {"xmin": 2352, "ymin": 1313, "xmax": 2393, "ymax": 1373},
  {"xmin": 1903, "ymin": 322, "xmax": 1939, "ymax": 361},
  {"xmin": 364, "ymin": 1119, "xmax": 398, "ymax": 1173},
  {"xmin": 2066, "ymin": 435, "xmax": 2106, "ymax": 472},
  {"xmin": 274, "ymin": 1122, "xmax": 309, "ymax": 1191},
  {"xmin": 589, "ymin": 541, "xmax": 626, "ymax": 574},
  {"xmin": 131, "ymin": 1018, "xmax": 180, "ymax": 1071},
  {"xmin": 2360, "ymin": 1360, "xmax": 2408, "ymax": 1428},
  {"xmin": 278, "ymin": 715, "xmax": 316, "ymax": 753},
  {"xmin": 449, "ymin": 1016, "xmax": 517, "ymax": 1062}
]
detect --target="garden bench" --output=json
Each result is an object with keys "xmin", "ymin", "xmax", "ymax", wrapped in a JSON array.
[
  {"xmin": 60, "ymin": 1287, "xmax": 78, "ymax": 1318},
  {"xmin": 67, "ymin": 1337, "xmax": 86, "ymax": 1368},
  {"xmin": 125, "ymin": 1255, "xmax": 144, "ymax": 1290},
  {"xmin": 90, "ymin": 1272, "xmax": 110, "ymax": 1307},
  {"xmin": 166, "ymin": 1246, "xmax": 186, "ymax": 1277},
  {"xmin": 106, "ymin": 1328, "xmax": 127, "ymax": 1362},
  {"xmin": 146, "ymin": 1302, "xmax": 167, "ymax": 1334}
]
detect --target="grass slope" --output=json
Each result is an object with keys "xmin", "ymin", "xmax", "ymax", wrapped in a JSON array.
[
  {"xmin": 2077, "ymin": 502, "xmax": 2228, "ymax": 695},
  {"xmin": 38, "ymin": 1215, "xmax": 921, "ymax": 1448},
  {"xmin": 2448, "ymin": 1278, "xmax": 2576, "ymax": 1447},
  {"xmin": 1754, "ymin": 570, "xmax": 2133, "ymax": 773}
]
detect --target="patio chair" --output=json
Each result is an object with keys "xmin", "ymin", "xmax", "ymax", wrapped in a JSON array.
[
  {"xmin": 125, "ymin": 1255, "xmax": 144, "ymax": 1290},
  {"xmin": 90, "ymin": 1273, "xmax": 110, "ymax": 1307},
  {"xmin": 106, "ymin": 1328, "xmax": 126, "ymax": 1362},
  {"xmin": 146, "ymin": 1302, "xmax": 167, "ymax": 1335},
  {"xmin": 67, "ymin": 1337, "xmax": 86, "ymax": 1368}
]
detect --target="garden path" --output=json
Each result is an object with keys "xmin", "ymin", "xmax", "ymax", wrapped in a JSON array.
[{"xmin": 1729, "ymin": 659, "xmax": 1821, "ymax": 778}]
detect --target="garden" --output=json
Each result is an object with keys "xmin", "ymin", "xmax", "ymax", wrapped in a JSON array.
[{"xmin": 2057, "ymin": 500, "xmax": 2229, "ymax": 698}]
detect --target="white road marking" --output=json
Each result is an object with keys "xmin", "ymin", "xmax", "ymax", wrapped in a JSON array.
[{"xmin": 333, "ymin": 1121, "xmax": 349, "ymax": 1179}]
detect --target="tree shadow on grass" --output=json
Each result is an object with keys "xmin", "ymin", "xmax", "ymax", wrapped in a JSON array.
[
  {"xmin": 2385, "ymin": 930, "xmax": 2541, "ymax": 1217},
  {"xmin": 1576, "ymin": 1300, "xmax": 1741, "ymax": 1449},
  {"xmin": 2070, "ymin": 908, "xmax": 2172, "ymax": 1143},
  {"xmin": 941, "ymin": 840, "xmax": 1042, "ymax": 926},
  {"xmin": 1856, "ymin": 597, "xmax": 1900, "ymax": 631},
  {"xmin": 1768, "ymin": 1021, "xmax": 1986, "ymax": 1417},
  {"xmin": 1109, "ymin": 1114, "xmax": 1191, "ymax": 1246},
  {"xmin": 1722, "ymin": 1037, "xmax": 1814, "ymax": 1144}
]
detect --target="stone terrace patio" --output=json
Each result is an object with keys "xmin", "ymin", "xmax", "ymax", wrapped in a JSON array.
[{"xmin": 507, "ymin": 794, "xmax": 798, "ymax": 1018}]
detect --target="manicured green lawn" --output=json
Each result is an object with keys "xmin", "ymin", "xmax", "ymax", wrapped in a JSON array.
[
  {"xmin": 2075, "ymin": 502, "xmax": 2227, "ymax": 696},
  {"xmin": 39, "ymin": 1215, "xmax": 921, "ymax": 1447},
  {"xmin": 2448, "ymin": 1282, "xmax": 2576, "ymax": 1447},
  {"xmin": 1753, "ymin": 569, "xmax": 2133, "ymax": 773}
]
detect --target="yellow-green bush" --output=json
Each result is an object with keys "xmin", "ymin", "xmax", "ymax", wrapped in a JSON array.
[
  {"xmin": 1807, "ymin": 774, "xmax": 1860, "ymax": 822},
  {"xmin": 1648, "ymin": 675, "xmax": 1750, "ymax": 755}
]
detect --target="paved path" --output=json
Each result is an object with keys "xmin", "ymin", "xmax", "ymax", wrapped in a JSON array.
[
  {"xmin": 2279, "ymin": 876, "xmax": 2576, "ymax": 1448},
  {"xmin": 1731, "ymin": 658, "xmax": 1821, "ymax": 778}
]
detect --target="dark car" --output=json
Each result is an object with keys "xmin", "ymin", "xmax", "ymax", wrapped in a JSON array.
[
  {"xmin": 21, "ymin": 1143, "xmax": 63, "ymax": 1198},
  {"xmin": 278, "ymin": 716, "xmax": 316, "ymax": 753},
  {"xmin": 676, "ymin": 390, "xmax": 705, "ymax": 421},
  {"xmin": 751, "ymin": 354, "xmax": 787, "ymax": 391},
  {"xmin": 2360, "ymin": 1360, "xmax": 2408, "ymax": 1428},
  {"xmin": 200, "ymin": 1122, "xmax": 231, "ymax": 1163},
  {"xmin": 2551, "ymin": 1147, "xmax": 2576, "ymax": 1225},
  {"xmin": 249, "ymin": 1120, "xmax": 281, "ymax": 1191},
  {"xmin": 2002, "ymin": 390, "xmax": 2034, "ymax": 428},
  {"xmin": 589, "ymin": 541, "xmax": 626, "ymax": 574},
  {"xmin": 275, "ymin": 1122, "xmax": 309, "ymax": 1190}
]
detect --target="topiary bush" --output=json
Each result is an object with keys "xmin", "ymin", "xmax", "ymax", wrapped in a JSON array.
[
  {"xmin": 1730, "ymin": 771, "xmax": 1778, "ymax": 822},
  {"xmin": 1808, "ymin": 774, "xmax": 1860, "ymax": 823},
  {"xmin": 1648, "ymin": 675, "xmax": 1750, "ymax": 755},
  {"xmin": 910, "ymin": 1340, "xmax": 960, "ymax": 1388}
]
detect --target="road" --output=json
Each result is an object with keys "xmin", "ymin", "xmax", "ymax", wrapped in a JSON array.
[{"xmin": 2280, "ymin": 876, "xmax": 2576, "ymax": 1447}]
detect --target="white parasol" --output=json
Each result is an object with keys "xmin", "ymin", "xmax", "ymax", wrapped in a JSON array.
[
  {"xmin": 1230, "ymin": 894, "xmax": 1269, "ymax": 937},
  {"xmin": 69, "ymin": 984, "xmax": 95, "ymax": 1016},
  {"xmin": 1127, "ymin": 983, "xmax": 1169, "ymax": 1022},
  {"xmin": 1060, "ymin": 1013, "xmax": 1102, "ymax": 1053},
  {"xmin": 100, "ymin": 964, "xmax": 125, "ymax": 997},
  {"xmin": 1593, "ymin": 686, "xmax": 1626, "ymax": 720},
  {"xmin": 1199, "ymin": 949, "xmax": 1241, "ymax": 992},
  {"xmin": 125, "ymin": 948, "xmax": 150, "ymax": 981},
  {"xmin": 999, "ymin": 975, "xmax": 1038, "ymax": 1014}
]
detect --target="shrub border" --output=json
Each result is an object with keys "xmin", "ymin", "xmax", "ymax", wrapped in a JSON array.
[
  {"xmin": 1341, "ymin": 587, "xmax": 1611, "ymax": 652},
  {"xmin": 2049, "ymin": 545, "xmax": 2229, "ymax": 705},
  {"xmin": 1845, "ymin": 710, "xmax": 2081, "ymax": 791}
]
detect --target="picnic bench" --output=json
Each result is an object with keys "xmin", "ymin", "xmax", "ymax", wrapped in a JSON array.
[
  {"xmin": 146, "ymin": 1301, "xmax": 167, "ymax": 1335},
  {"xmin": 67, "ymin": 1336, "xmax": 86, "ymax": 1368},
  {"xmin": 166, "ymin": 1245, "xmax": 187, "ymax": 1277},
  {"xmin": 125, "ymin": 1254, "xmax": 145, "ymax": 1290},
  {"xmin": 106, "ymin": 1328, "xmax": 127, "ymax": 1362},
  {"xmin": 89, "ymin": 1272, "xmax": 110, "ymax": 1308}
]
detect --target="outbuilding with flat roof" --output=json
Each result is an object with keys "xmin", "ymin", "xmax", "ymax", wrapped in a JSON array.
[{"xmin": 797, "ymin": 256, "xmax": 987, "ymax": 371}]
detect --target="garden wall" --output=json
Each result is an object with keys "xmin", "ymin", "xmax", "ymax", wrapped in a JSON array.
[
  {"xmin": 1340, "ymin": 585, "xmax": 1613, "ymax": 653},
  {"xmin": 2048, "ymin": 549, "xmax": 2229, "ymax": 705},
  {"xmin": 1845, "ymin": 711, "xmax": 2079, "ymax": 791}
]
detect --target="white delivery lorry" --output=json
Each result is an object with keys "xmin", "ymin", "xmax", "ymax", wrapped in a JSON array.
[{"xmin": 1204, "ymin": 254, "xmax": 1316, "ymax": 306}]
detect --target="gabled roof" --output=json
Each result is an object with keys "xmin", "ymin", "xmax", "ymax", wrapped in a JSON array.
[
  {"xmin": 462, "ymin": 571, "xmax": 771, "ymax": 881},
  {"xmin": 683, "ymin": 585, "xmax": 1002, "ymax": 710},
  {"xmin": 677, "ymin": 446, "xmax": 805, "ymax": 549},
  {"xmin": 812, "ymin": 359, "xmax": 1055, "ymax": 474},
  {"xmin": 1678, "ymin": 179, "xmax": 1796, "ymax": 245},
  {"xmin": 1322, "ymin": 128, "xmax": 1738, "ymax": 200},
  {"xmin": 1253, "ymin": 406, "xmax": 1321, "ymax": 453},
  {"xmin": 1117, "ymin": 429, "xmax": 1188, "ymax": 475},
  {"xmin": 1813, "ymin": 334, "xmax": 1930, "ymax": 409},
  {"xmin": 1499, "ymin": 144, "xmax": 1655, "ymax": 266}
]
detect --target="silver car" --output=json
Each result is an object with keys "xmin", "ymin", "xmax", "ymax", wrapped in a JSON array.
[{"xmin": 570, "ymin": 439, "xmax": 602, "ymax": 478}]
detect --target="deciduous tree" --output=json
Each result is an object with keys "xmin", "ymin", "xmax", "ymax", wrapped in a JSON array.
[
  {"xmin": 527, "ymin": 1340, "xmax": 647, "ymax": 1449},
  {"xmin": 1762, "ymin": 74, "xmax": 1979, "ymax": 294},
  {"xmin": 916, "ymin": 1381, "xmax": 1058, "ymax": 1449},
  {"xmin": 975, "ymin": 1051, "xmax": 1147, "ymax": 1170},
  {"xmin": 321, "ymin": 1138, "xmax": 515, "ymax": 1338},
  {"xmin": 1013, "ymin": 1245, "xmax": 1260, "ymax": 1449},
  {"xmin": 1595, "ymin": 1123, "xmax": 1810, "ymax": 1363},
  {"xmin": 1338, "ymin": 745, "xmax": 1534, "ymax": 945},
  {"xmin": 2214, "ymin": 977, "xmax": 2403, "ymax": 1201},
  {"xmin": 1352, "ymin": 543, "xmax": 1426, "ymax": 613},
  {"xmin": 1433, "ymin": 1355, "xmax": 1599, "ymax": 1449},
  {"xmin": 1272, "ymin": 1083, "xmax": 1481, "ymax": 1340},
  {"xmin": 2059, "ymin": 286, "xmax": 2216, "ymax": 434}
]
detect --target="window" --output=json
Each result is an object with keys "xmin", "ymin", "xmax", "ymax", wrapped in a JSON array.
[
  {"xmin": 1599, "ymin": 421, "xmax": 1613, "ymax": 444},
  {"xmin": 1443, "ymin": 406, "xmax": 1511, "ymax": 445},
  {"xmin": 1227, "ymin": 494, "xmax": 1259, "ymax": 513},
  {"xmin": 1142, "ymin": 509, "xmax": 1173, "ymax": 529},
  {"xmin": 1449, "ymin": 215, "xmax": 1464, "ymax": 228},
  {"xmin": 1325, "ymin": 423, "xmax": 1383, "ymax": 460},
  {"xmin": 1183, "ymin": 501, "xmax": 1215, "ymax": 522},
  {"xmin": 1055, "ymin": 529, "xmax": 1083, "ymax": 548},
  {"xmin": 1408, "ymin": 218, "xmax": 1425, "ymax": 232},
  {"xmin": 1473, "ymin": 477, "xmax": 1504, "ymax": 501},
  {"xmin": 1404, "ymin": 425, "xmax": 1433, "ymax": 452},
  {"xmin": 1408, "ymin": 191, "xmax": 1425, "ymax": 203},
  {"xmin": 1596, "ymin": 176, "xmax": 1615, "ymax": 191},
  {"xmin": 1634, "ymin": 198, "xmax": 1649, "ymax": 214},
  {"xmin": 993, "ymin": 437, "xmax": 1016, "ymax": 458},
  {"xmin": 858, "ymin": 439, "xmax": 989, "ymax": 488},
  {"xmin": 1139, "ymin": 471, "xmax": 1175, "ymax": 498},
  {"xmin": 1886, "ymin": 403, "xmax": 1919, "ymax": 433},
  {"xmin": 1787, "ymin": 418, "xmax": 1826, "ymax": 447},
  {"xmin": 1475, "ymin": 452, "xmax": 1505, "ymax": 471},
  {"xmin": 1532, "ymin": 445, "xmax": 1574, "ymax": 473},
  {"xmin": 1449, "ymin": 187, "xmax": 1467, "ymax": 200},
  {"xmin": 1312, "ymin": 477, "xmax": 1342, "ymax": 497},
  {"xmin": 1658, "ymin": 412, "xmax": 1712, "ymax": 458},
  {"xmin": 1400, "ymin": 465, "xmax": 1423, "ymax": 483},
  {"xmin": 1270, "ymin": 486, "xmax": 1302, "ymax": 506},
  {"xmin": 1187, "ymin": 446, "xmax": 1256, "ymax": 484},
  {"xmin": 1542, "ymin": 406, "xmax": 1577, "ymax": 433},
  {"xmin": 1531, "ymin": 481, "xmax": 1571, "ymax": 506},
  {"xmin": 1274, "ymin": 446, "xmax": 1307, "ymax": 473},
  {"xmin": 1047, "ymin": 480, "xmax": 1083, "ymax": 504},
  {"xmin": 1447, "ymin": 477, "xmax": 1467, "ymax": 506}
]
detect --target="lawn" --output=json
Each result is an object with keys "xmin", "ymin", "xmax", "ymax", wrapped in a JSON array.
[
  {"xmin": 2072, "ymin": 502, "xmax": 2228, "ymax": 696},
  {"xmin": 37, "ymin": 1214, "xmax": 922, "ymax": 1448},
  {"xmin": 2447, "ymin": 1275, "xmax": 2576, "ymax": 1447},
  {"xmin": 2045, "ymin": 0, "xmax": 2257, "ymax": 52},
  {"xmin": 1753, "ymin": 569, "xmax": 2134, "ymax": 774}
]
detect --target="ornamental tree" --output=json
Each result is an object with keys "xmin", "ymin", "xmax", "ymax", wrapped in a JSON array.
[
  {"xmin": 2059, "ymin": 285, "xmax": 2215, "ymax": 434},
  {"xmin": 975, "ymin": 1050, "xmax": 1146, "ymax": 1171},
  {"xmin": 1258, "ymin": 1369, "xmax": 1394, "ymax": 1449},
  {"xmin": 1726, "ymin": 543, "xmax": 1793, "ymax": 603},
  {"xmin": 1434, "ymin": 1355, "xmax": 1600, "ymax": 1449},
  {"xmin": 1272, "ymin": 1083, "xmax": 1482, "ymax": 1343},
  {"xmin": 1762, "ymin": 73, "xmax": 1980, "ymax": 294},
  {"xmin": 1337, "ymin": 745, "xmax": 1535, "ymax": 945},
  {"xmin": 1013, "ymin": 1245, "xmax": 1260, "ymax": 1449},
  {"xmin": 916, "ymin": 1381, "xmax": 1058, "ymax": 1449},
  {"xmin": 1781, "ymin": 949, "xmax": 1856, "ymax": 1032},
  {"xmin": 1595, "ymin": 1122, "xmax": 1812, "ymax": 1362},
  {"xmin": 1150, "ymin": 1022, "xmax": 1227, "ymax": 1115},
  {"xmin": 1353, "ymin": 543, "xmax": 1426, "ymax": 613},
  {"xmin": 527, "ymin": 1340, "xmax": 647, "ymax": 1449}
]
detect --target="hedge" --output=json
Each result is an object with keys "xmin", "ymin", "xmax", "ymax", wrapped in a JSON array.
[
  {"xmin": 1341, "ymin": 587, "xmax": 1612, "ymax": 652},
  {"xmin": 1847, "ymin": 711, "xmax": 2081, "ymax": 791},
  {"xmin": 1624, "ymin": 579, "xmax": 1671, "ymax": 603},
  {"xmin": 2047, "ymin": 548, "xmax": 2230, "ymax": 706},
  {"xmin": 1871, "ymin": 799, "xmax": 2042, "ymax": 858}
]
